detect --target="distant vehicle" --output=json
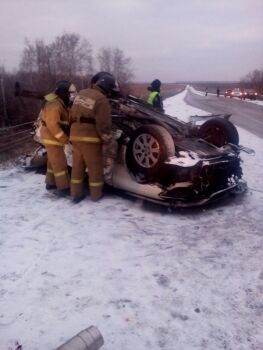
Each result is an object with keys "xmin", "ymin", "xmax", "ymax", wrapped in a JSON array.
[
  {"xmin": 224, "ymin": 89, "xmax": 232, "ymax": 98},
  {"xmin": 231, "ymin": 88, "xmax": 243, "ymax": 99},
  {"xmin": 243, "ymin": 89, "xmax": 258, "ymax": 100}
]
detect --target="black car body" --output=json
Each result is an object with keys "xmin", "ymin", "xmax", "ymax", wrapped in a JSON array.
[
  {"xmin": 106, "ymin": 96, "xmax": 249, "ymax": 206},
  {"xmin": 243, "ymin": 89, "xmax": 258, "ymax": 100}
]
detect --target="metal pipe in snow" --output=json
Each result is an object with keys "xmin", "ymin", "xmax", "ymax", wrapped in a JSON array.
[{"xmin": 56, "ymin": 326, "xmax": 104, "ymax": 350}]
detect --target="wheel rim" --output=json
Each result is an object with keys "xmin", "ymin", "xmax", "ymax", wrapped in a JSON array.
[{"xmin": 133, "ymin": 133, "xmax": 160, "ymax": 168}]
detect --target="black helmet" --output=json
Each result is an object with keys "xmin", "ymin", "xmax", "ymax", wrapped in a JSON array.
[
  {"xmin": 55, "ymin": 80, "xmax": 77, "ymax": 106},
  {"xmin": 92, "ymin": 72, "xmax": 119, "ymax": 94},
  {"xmin": 55, "ymin": 80, "xmax": 72, "ymax": 94},
  {"xmin": 150, "ymin": 79, "xmax": 161, "ymax": 91},
  {"xmin": 90, "ymin": 71, "xmax": 112, "ymax": 87}
]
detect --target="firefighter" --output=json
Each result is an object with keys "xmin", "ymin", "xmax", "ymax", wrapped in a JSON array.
[
  {"xmin": 69, "ymin": 72, "xmax": 118, "ymax": 203},
  {"xmin": 40, "ymin": 80, "xmax": 77, "ymax": 196},
  {"xmin": 147, "ymin": 79, "xmax": 164, "ymax": 112}
]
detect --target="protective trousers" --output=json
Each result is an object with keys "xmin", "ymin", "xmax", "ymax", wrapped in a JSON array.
[
  {"xmin": 103, "ymin": 137, "xmax": 118, "ymax": 185},
  {"xmin": 70, "ymin": 142, "xmax": 104, "ymax": 201},
  {"xmin": 45, "ymin": 145, "xmax": 70, "ymax": 190}
]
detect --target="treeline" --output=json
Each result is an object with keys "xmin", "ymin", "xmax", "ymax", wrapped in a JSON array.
[
  {"xmin": 240, "ymin": 69, "xmax": 263, "ymax": 93},
  {"xmin": 0, "ymin": 33, "xmax": 133, "ymax": 127}
]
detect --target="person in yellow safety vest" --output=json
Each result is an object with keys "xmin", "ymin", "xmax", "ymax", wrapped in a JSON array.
[
  {"xmin": 69, "ymin": 72, "xmax": 119, "ymax": 203},
  {"xmin": 147, "ymin": 79, "xmax": 164, "ymax": 112},
  {"xmin": 40, "ymin": 80, "xmax": 77, "ymax": 196}
]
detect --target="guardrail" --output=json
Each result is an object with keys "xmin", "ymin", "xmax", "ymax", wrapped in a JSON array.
[{"xmin": 0, "ymin": 121, "xmax": 34, "ymax": 153}]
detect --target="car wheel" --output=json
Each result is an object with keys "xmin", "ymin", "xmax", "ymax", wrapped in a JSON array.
[
  {"xmin": 126, "ymin": 125, "xmax": 175, "ymax": 180},
  {"xmin": 198, "ymin": 118, "xmax": 239, "ymax": 147}
]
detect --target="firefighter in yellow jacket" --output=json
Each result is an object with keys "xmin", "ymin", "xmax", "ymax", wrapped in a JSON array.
[
  {"xmin": 40, "ymin": 80, "xmax": 76, "ymax": 196},
  {"xmin": 70, "ymin": 72, "xmax": 118, "ymax": 203}
]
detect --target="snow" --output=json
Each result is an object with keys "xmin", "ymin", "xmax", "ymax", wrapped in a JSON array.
[
  {"xmin": 164, "ymin": 88, "xmax": 210, "ymax": 122},
  {"xmin": 1, "ymin": 90, "xmax": 263, "ymax": 350}
]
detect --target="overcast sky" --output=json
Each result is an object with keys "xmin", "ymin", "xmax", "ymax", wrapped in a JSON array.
[{"xmin": 0, "ymin": 0, "xmax": 262, "ymax": 82}]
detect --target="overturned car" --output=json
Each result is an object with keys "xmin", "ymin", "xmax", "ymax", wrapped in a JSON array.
[{"xmin": 22, "ymin": 90, "xmax": 250, "ymax": 207}]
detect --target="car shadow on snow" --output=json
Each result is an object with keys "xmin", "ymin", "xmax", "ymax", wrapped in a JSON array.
[{"xmin": 104, "ymin": 185, "xmax": 248, "ymax": 216}]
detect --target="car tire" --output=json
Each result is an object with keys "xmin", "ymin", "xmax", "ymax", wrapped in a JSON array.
[
  {"xmin": 198, "ymin": 118, "xmax": 239, "ymax": 147},
  {"xmin": 126, "ymin": 125, "xmax": 175, "ymax": 180}
]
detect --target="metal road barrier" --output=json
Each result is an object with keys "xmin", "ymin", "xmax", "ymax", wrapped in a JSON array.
[{"xmin": 0, "ymin": 121, "xmax": 34, "ymax": 153}]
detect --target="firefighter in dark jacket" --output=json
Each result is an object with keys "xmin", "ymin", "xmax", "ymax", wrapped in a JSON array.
[
  {"xmin": 40, "ymin": 80, "xmax": 76, "ymax": 196},
  {"xmin": 147, "ymin": 79, "xmax": 164, "ymax": 112},
  {"xmin": 69, "ymin": 72, "xmax": 118, "ymax": 203}
]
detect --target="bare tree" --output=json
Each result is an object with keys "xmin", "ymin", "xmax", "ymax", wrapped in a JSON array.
[
  {"xmin": 0, "ymin": 66, "xmax": 8, "ymax": 126},
  {"xmin": 241, "ymin": 68, "xmax": 263, "ymax": 93},
  {"xmin": 20, "ymin": 33, "xmax": 94, "ymax": 89},
  {"xmin": 50, "ymin": 33, "xmax": 93, "ymax": 79},
  {"xmin": 97, "ymin": 47, "xmax": 133, "ymax": 84},
  {"xmin": 97, "ymin": 48, "xmax": 113, "ymax": 73}
]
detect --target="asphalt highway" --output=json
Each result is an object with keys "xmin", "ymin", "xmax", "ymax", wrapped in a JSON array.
[{"xmin": 185, "ymin": 89, "xmax": 263, "ymax": 139}]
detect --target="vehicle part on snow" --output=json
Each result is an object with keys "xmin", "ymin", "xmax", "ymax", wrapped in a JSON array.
[
  {"xmin": 56, "ymin": 326, "xmax": 104, "ymax": 350},
  {"xmin": 23, "ymin": 146, "xmax": 47, "ymax": 170},
  {"xmin": 197, "ymin": 118, "xmax": 239, "ymax": 147},
  {"xmin": 126, "ymin": 124, "xmax": 175, "ymax": 181}
]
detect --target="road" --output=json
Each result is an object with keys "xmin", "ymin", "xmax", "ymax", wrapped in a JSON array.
[{"xmin": 185, "ymin": 89, "xmax": 263, "ymax": 138}]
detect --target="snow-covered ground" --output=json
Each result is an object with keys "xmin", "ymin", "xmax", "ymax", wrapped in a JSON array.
[{"xmin": 1, "ymin": 90, "xmax": 263, "ymax": 350}]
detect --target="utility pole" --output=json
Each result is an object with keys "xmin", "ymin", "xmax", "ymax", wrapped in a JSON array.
[{"xmin": 0, "ymin": 78, "xmax": 9, "ymax": 127}]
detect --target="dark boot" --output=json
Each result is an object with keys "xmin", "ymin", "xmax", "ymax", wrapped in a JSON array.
[
  {"xmin": 46, "ymin": 184, "xmax": 57, "ymax": 190},
  {"xmin": 72, "ymin": 195, "xmax": 85, "ymax": 204},
  {"xmin": 90, "ymin": 187, "xmax": 103, "ymax": 201},
  {"xmin": 56, "ymin": 188, "xmax": 70, "ymax": 197}
]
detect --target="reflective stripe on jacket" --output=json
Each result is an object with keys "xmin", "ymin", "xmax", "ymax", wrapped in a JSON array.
[
  {"xmin": 147, "ymin": 91, "xmax": 159, "ymax": 105},
  {"xmin": 40, "ymin": 97, "xmax": 69, "ymax": 145}
]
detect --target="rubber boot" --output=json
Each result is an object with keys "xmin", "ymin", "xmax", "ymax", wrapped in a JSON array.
[
  {"xmin": 72, "ymin": 194, "xmax": 85, "ymax": 204},
  {"xmin": 56, "ymin": 188, "xmax": 70, "ymax": 197},
  {"xmin": 90, "ymin": 186, "xmax": 103, "ymax": 201},
  {"xmin": 46, "ymin": 184, "xmax": 57, "ymax": 190}
]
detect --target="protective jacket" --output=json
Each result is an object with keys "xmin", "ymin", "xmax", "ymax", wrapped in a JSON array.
[
  {"xmin": 40, "ymin": 95, "xmax": 70, "ymax": 190},
  {"xmin": 69, "ymin": 86, "xmax": 112, "ymax": 201},
  {"xmin": 41, "ymin": 95, "xmax": 69, "ymax": 146},
  {"xmin": 147, "ymin": 91, "xmax": 164, "ymax": 112}
]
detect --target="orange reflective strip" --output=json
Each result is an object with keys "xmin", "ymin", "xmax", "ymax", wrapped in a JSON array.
[
  {"xmin": 47, "ymin": 168, "xmax": 53, "ymax": 174},
  {"xmin": 70, "ymin": 136, "xmax": 101, "ymax": 143},
  {"xmin": 42, "ymin": 139, "xmax": 63, "ymax": 146},
  {"xmin": 54, "ymin": 170, "xmax": 67, "ymax": 177},
  {"xmin": 71, "ymin": 178, "xmax": 83, "ymax": 184},
  {"xmin": 89, "ymin": 181, "xmax": 104, "ymax": 187}
]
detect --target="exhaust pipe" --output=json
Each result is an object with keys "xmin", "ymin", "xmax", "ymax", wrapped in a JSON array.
[{"xmin": 56, "ymin": 326, "xmax": 104, "ymax": 350}]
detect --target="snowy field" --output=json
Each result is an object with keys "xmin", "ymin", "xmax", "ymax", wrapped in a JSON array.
[{"xmin": 1, "ymin": 89, "xmax": 263, "ymax": 350}]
